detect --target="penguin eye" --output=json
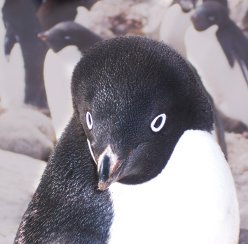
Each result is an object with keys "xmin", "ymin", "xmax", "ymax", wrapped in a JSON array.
[
  {"xmin": 86, "ymin": 112, "xmax": 93, "ymax": 130},
  {"xmin": 64, "ymin": 35, "xmax": 71, "ymax": 41},
  {"xmin": 208, "ymin": 15, "xmax": 215, "ymax": 22},
  {"xmin": 150, "ymin": 113, "xmax": 166, "ymax": 132}
]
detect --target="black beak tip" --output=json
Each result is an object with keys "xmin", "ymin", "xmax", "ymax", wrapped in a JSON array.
[
  {"xmin": 99, "ymin": 155, "xmax": 111, "ymax": 182},
  {"xmin": 98, "ymin": 181, "xmax": 110, "ymax": 191}
]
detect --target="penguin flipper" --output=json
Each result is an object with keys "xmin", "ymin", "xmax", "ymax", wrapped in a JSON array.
[
  {"xmin": 213, "ymin": 106, "xmax": 228, "ymax": 159},
  {"xmin": 218, "ymin": 34, "xmax": 248, "ymax": 87},
  {"xmin": 235, "ymin": 55, "xmax": 248, "ymax": 86},
  {"xmin": 4, "ymin": 30, "xmax": 17, "ymax": 58}
]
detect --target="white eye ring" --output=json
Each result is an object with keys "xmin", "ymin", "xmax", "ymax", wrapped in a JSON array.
[
  {"xmin": 151, "ymin": 113, "xmax": 166, "ymax": 132},
  {"xmin": 86, "ymin": 112, "xmax": 93, "ymax": 130}
]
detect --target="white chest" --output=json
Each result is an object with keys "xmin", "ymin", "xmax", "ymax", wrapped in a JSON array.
[
  {"xmin": 159, "ymin": 5, "xmax": 192, "ymax": 57},
  {"xmin": 108, "ymin": 130, "xmax": 239, "ymax": 244},
  {"xmin": 44, "ymin": 47, "xmax": 81, "ymax": 138}
]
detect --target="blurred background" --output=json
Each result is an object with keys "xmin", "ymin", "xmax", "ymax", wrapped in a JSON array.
[{"xmin": 0, "ymin": 0, "xmax": 247, "ymax": 243}]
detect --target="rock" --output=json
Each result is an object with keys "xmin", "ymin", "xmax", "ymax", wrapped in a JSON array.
[
  {"xmin": 0, "ymin": 150, "xmax": 45, "ymax": 243},
  {"xmin": 0, "ymin": 106, "xmax": 56, "ymax": 161}
]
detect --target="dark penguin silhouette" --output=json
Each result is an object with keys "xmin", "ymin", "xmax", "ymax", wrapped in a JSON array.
[
  {"xmin": 38, "ymin": 21, "xmax": 103, "ymax": 53},
  {"xmin": 239, "ymin": 229, "xmax": 248, "ymax": 244},
  {"xmin": 2, "ymin": 0, "xmax": 50, "ymax": 113},
  {"xmin": 171, "ymin": 0, "xmax": 228, "ymax": 13},
  {"xmin": 191, "ymin": 1, "xmax": 248, "ymax": 86},
  {"xmin": 15, "ymin": 36, "xmax": 239, "ymax": 243}
]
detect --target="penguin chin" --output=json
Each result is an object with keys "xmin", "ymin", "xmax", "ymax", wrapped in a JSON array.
[
  {"xmin": 193, "ymin": 22, "xmax": 210, "ymax": 31},
  {"xmin": 46, "ymin": 40, "xmax": 65, "ymax": 53},
  {"xmin": 97, "ymin": 158, "xmax": 139, "ymax": 191},
  {"xmin": 191, "ymin": 16, "xmax": 211, "ymax": 31},
  {"xmin": 50, "ymin": 44, "xmax": 64, "ymax": 53}
]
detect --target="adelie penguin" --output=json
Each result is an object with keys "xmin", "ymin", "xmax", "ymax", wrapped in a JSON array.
[
  {"xmin": 185, "ymin": 1, "xmax": 248, "ymax": 127},
  {"xmin": 158, "ymin": 0, "xmax": 228, "ymax": 58},
  {"xmin": 2, "ymin": 0, "xmax": 50, "ymax": 113},
  {"xmin": 15, "ymin": 36, "xmax": 240, "ymax": 244},
  {"xmin": 38, "ymin": 21, "xmax": 103, "ymax": 54},
  {"xmin": 37, "ymin": 21, "xmax": 102, "ymax": 138}
]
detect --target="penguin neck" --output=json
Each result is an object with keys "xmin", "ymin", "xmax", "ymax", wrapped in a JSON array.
[
  {"xmin": 70, "ymin": 30, "xmax": 102, "ymax": 54},
  {"xmin": 42, "ymin": 115, "xmax": 99, "ymax": 191},
  {"xmin": 17, "ymin": 115, "xmax": 113, "ymax": 243}
]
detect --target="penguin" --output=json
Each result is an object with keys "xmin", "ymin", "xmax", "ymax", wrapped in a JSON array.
[
  {"xmin": 39, "ymin": 44, "xmax": 81, "ymax": 138},
  {"xmin": 191, "ymin": 2, "xmax": 248, "ymax": 85},
  {"xmin": 185, "ymin": 1, "xmax": 248, "ymax": 126},
  {"xmin": 15, "ymin": 36, "xmax": 240, "ymax": 244},
  {"xmin": 158, "ymin": 0, "xmax": 228, "ymax": 57},
  {"xmin": 2, "ymin": 0, "xmax": 50, "ymax": 114},
  {"xmin": 38, "ymin": 21, "xmax": 103, "ymax": 54},
  {"xmin": 37, "ymin": 21, "xmax": 102, "ymax": 138}
]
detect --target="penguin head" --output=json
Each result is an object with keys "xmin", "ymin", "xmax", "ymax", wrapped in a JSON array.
[
  {"xmin": 71, "ymin": 36, "xmax": 213, "ymax": 191},
  {"xmin": 172, "ymin": 0, "xmax": 198, "ymax": 13},
  {"xmin": 38, "ymin": 21, "xmax": 87, "ymax": 52},
  {"xmin": 191, "ymin": 2, "xmax": 229, "ymax": 31}
]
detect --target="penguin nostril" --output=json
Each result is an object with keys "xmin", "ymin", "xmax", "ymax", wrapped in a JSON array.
[{"xmin": 37, "ymin": 32, "xmax": 48, "ymax": 41}]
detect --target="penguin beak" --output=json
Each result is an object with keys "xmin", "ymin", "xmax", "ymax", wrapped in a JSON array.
[
  {"xmin": 97, "ymin": 145, "xmax": 121, "ymax": 191},
  {"xmin": 37, "ymin": 32, "xmax": 48, "ymax": 41}
]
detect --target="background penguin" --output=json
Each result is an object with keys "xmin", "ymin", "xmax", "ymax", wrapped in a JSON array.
[
  {"xmin": 37, "ymin": 21, "xmax": 102, "ymax": 138},
  {"xmin": 38, "ymin": 21, "xmax": 103, "ymax": 54},
  {"xmin": 36, "ymin": 19, "xmax": 102, "ymax": 139},
  {"xmin": 157, "ymin": 0, "xmax": 228, "ymax": 58},
  {"xmin": 2, "ymin": 0, "xmax": 50, "ymax": 114},
  {"xmin": 185, "ymin": 1, "xmax": 248, "ymax": 127},
  {"xmin": 15, "ymin": 36, "xmax": 239, "ymax": 244},
  {"xmin": 1, "ymin": 0, "xmax": 100, "ymax": 117},
  {"xmin": 40, "ymin": 45, "xmax": 81, "ymax": 138}
]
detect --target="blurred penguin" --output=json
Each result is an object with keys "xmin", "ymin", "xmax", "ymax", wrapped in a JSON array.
[
  {"xmin": 185, "ymin": 1, "xmax": 248, "ymax": 127},
  {"xmin": 2, "ymin": 0, "xmax": 50, "ymax": 114}
]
